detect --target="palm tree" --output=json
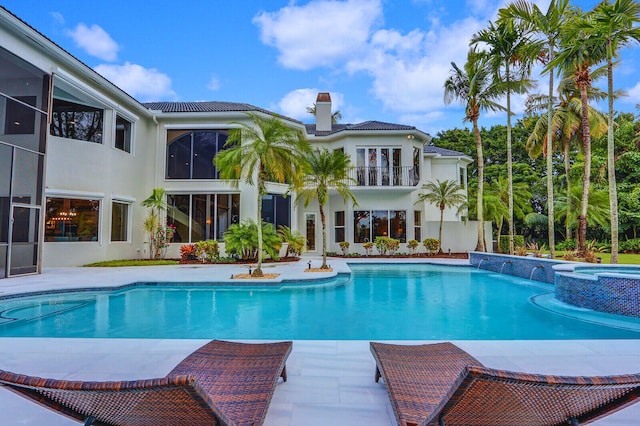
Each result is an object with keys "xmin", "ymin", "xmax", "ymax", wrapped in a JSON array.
[
  {"xmin": 555, "ymin": 185, "xmax": 610, "ymax": 239},
  {"xmin": 214, "ymin": 113, "xmax": 310, "ymax": 276},
  {"xmin": 549, "ymin": 10, "xmax": 606, "ymax": 254},
  {"xmin": 472, "ymin": 19, "xmax": 537, "ymax": 254},
  {"xmin": 484, "ymin": 176, "xmax": 532, "ymax": 251},
  {"xmin": 525, "ymin": 72, "xmax": 609, "ymax": 241},
  {"xmin": 500, "ymin": 0, "xmax": 573, "ymax": 259},
  {"xmin": 306, "ymin": 104, "xmax": 343, "ymax": 123},
  {"xmin": 141, "ymin": 188, "xmax": 168, "ymax": 259},
  {"xmin": 444, "ymin": 48, "xmax": 504, "ymax": 252},
  {"xmin": 417, "ymin": 179, "xmax": 466, "ymax": 253},
  {"xmin": 296, "ymin": 148, "xmax": 357, "ymax": 269},
  {"xmin": 591, "ymin": 0, "xmax": 640, "ymax": 263}
]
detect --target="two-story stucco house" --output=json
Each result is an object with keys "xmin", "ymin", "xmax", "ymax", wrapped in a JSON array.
[{"xmin": 0, "ymin": 6, "xmax": 487, "ymax": 279}]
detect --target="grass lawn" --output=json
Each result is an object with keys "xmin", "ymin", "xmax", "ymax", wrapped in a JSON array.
[
  {"xmin": 84, "ymin": 259, "xmax": 179, "ymax": 267},
  {"xmin": 552, "ymin": 251, "xmax": 640, "ymax": 265}
]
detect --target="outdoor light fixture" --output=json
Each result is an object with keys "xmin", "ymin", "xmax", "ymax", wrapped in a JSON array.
[
  {"xmin": 248, "ymin": 266, "xmax": 252, "ymax": 275},
  {"xmin": 307, "ymin": 260, "xmax": 312, "ymax": 270}
]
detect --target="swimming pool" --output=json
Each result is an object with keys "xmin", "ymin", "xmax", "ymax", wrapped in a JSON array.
[{"xmin": 1, "ymin": 263, "xmax": 639, "ymax": 339}]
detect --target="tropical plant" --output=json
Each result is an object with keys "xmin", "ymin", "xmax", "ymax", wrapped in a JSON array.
[
  {"xmin": 485, "ymin": 176, "xmax": 532, "ymax": 250},
  {"xmin": 591, "ymin": 0, "xmax": 640, "ymax": 263},
  {"xmin": 407, "ymin": 239, "xmax": 419, "ymax": 255},
  {"xmin": 223, "ymin": 219, "xmax": 281, "ymax": 261},
  {"xmin": 141, "ymin": 188, "xmax": 168, "ymax": 259},
  {"xmin": 214, "ymin": 113, "xmax": 310, "ymax": 276},
  {"xmin": 179, "ymin": 244, "xmax": 197, "ymax": 261},
  {"xmin": 416, "ymin": 179, "xmax": 466, "ymax": 253},
  {"xmin": 500, "ymin": 0, "xmax": 573, "ymax": 259},
  {"xmin": 194, "ymin": 240, "xmax": 219, "ymax": 261},
  {"xmin": 338, "ymin": 241, "xmax": 350, "ymax": 256},
  {"xmin": 363, "ymin": 241, "xmax": 374, "ymax": 256},
  {"xmin": 554, "ymin": 185, "xmax": 610, "ymax": 239},
  {"xmin": 444, "ymin": 48, "xmax": 504, "ymax": 252},
  {"xmin": 278, "ymin": 225, "xmax": 306, "ymax": 258},
  {"xmin": 296, "ymin": 148, "xmax": 357, "ymax": 269},
  {"xmin": 548, "ymin": 9, "xmax": 606, "ymax": 254},
  {"xmin": 473, "ymin": 19, "xmax": 537, "ymax": 254},
  {"xmin": 423, "ymin": 238, "xmax": 440, "ymax": 255}
]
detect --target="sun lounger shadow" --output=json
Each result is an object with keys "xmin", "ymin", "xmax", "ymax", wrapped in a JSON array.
[
  {"xmin": 0, "ymin": 339, "xmax": 292, "ymax": 426},
  {"xmin": 371, "ymin": 341, "xmax": 640, "ymax": 426}
]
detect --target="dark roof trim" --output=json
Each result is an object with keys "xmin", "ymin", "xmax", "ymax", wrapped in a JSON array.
[{"xmin": 142, "ymin": 101, "xmax": 302, "ymax": 124}]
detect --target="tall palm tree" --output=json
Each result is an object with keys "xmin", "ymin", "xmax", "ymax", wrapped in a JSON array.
[
  {"xmin": 525, "ymin": 72, "xmax": 609, "ymax": 240},
  {"xmin": 549, "ymin": 10, "xmax": 606, "ymax": 254},
  {"xmin": 297, "ymin": 148, "xmax": 357, "ymax": 269},
  {"xmin": 591, "ymin": 0, "xmax": 640, "ymax": 263},
  {"xmin": 555, "ymin": 185, "xmax": 610, "ymax": 239},
  {"xmin": 417, "ymin": 179, "xmax": 466, "ymax": 253},
  {"xmin": 444, "ymin": 48, "xmax": 504, "ymax": 252},
  {"xmin": 215, "ymin": 113, "xmax": 310, "ymax": 276},
  {"xmin": 500, "ymin": 0, "xmax": 573, "ymax": 259},
  {"xmin": 472, "ymin": 19, "xmax": 537, "ymax": 254}
]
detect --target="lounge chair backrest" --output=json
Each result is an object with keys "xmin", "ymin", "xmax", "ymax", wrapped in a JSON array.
[
  {"xmin": 426, "ymin": 365, "xmax": 640, "ymax": 426},
  {"xmin": 0, "ymin": 371, "xmax": 223, "ymax": 426}
]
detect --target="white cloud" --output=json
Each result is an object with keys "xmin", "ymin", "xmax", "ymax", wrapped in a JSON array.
[
  {"xmin": 94, "ymin": 62, "xmax": 176, "ymax": 102},
  {"xmin": 253, "ymin": 0, "xmax": 383, "ymax": 70},
  {"xmin": 50, "ymin": 12, "xmax": 65, "ymax": 25},
  {"xmin": 207, "ymin": 76, "xmax": 220, "ymax": 91},
  {"xmin": 623, "ymin": 82, "xmax": 640, "ymax": 104},
  {"xmin": 277, "ymin": 88, "xmax": 344, "ymax": 121},
  {"xmin": 67, "ymin": 23, "xmax": 119, "ymax": 62}
]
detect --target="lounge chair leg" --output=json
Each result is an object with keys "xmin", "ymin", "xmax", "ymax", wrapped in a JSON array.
[
  {"xmin": 375, "ymin": 366, "xmax": 381, "ymax": 383},
  {"xmin": 84, "ymin": 416, "xmax": 95, "ymax": 425},
  {"xmin": 281, "ymin": 366, "xmax": 287, "ymax": 382},
  {"xmin": 569, "ymin": 417, "xmax": 579, "ymax": 426}
]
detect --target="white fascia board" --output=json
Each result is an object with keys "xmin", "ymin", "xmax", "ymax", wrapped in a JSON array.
[
  {"xmin": 111, "ymin": 194, "xmax": 137, "ymax": 203},
  {"xmin": 45, "ymin": 189, "xmax": 105, "ymax": 199}
]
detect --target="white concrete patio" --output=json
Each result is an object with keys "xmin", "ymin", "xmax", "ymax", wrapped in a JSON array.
[{"xmin": 1, "ymin": 259, "xmax": 639, "ymax": 425}]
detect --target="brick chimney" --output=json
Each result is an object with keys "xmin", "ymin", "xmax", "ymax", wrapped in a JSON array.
[{"xmin": 315, "ymin": 92, "xmax": 332, "ymax": 132}]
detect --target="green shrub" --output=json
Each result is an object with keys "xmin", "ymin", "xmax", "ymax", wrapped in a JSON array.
[
  {"xmin": 278, "ymin": 225, "xmax": 305, "ymax": 257},
  {"xmin": 555, "ymin": 239, "xmax": 576, "ymax": 251},
  {"xmin": 374, "ymin": 236, "xmax": 400, "ymax": 255},
  {"xmin": 223, "ymin": 220, "xmax": 281, "ymax": 261},
  {"xmin": 194, "ymin": 240, "xmax": 219, "ymax": 261},
  {"xmin": 620, "ymin": 239, "xmax": 640, "ymax": 253},
  {"xmin": 407, "ymin": 239, "xmax": 419, "ymax": 255},
  {"xmin": 423, "ymin": 238, "xmax": 439, "ymax": 254},
  {"xmin": 363, "ymin": 242, "xmax": 374, "ymax": 256},
  {"xmin": 339, "ymin": 241, "xmax": 350, "ymax": 255},
  {"xmin": 499, "ymin": 235, "xmax": 525, "ymax": 253}
]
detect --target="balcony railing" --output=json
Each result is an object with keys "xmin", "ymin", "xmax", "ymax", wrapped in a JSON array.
[{"xmin": 347, "ymin": 166, "xmax": 420, "ymax": 187}]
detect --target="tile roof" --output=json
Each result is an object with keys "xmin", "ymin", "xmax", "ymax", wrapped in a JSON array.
[
  {"xmin": 423, "ymin": 145, "xmax": 467, "ymax": 157},
  {"xmin": 142, "ymin": 101, "xmax": 302, "ymax": 124},
  {"xmin": 305, "ymin": 120, "xmax": 415, "ymax": 136}
]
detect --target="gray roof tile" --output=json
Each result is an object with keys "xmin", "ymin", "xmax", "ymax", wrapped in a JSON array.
[
  {"xmin": 142, "ymin": 101, "xmax": 302, "ymax": 124},
  {"xmin": 305, "ymin": 120, "xmax": 415, "ymax": 136},
  {"xmin": 423, "ymin": 145, "xmax": 467, "ymax": 157}
]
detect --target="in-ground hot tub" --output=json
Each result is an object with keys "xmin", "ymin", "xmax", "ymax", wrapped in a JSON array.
[{"xmin": 554, "ymin": 264, "xmax": 640, "ymax": 318}]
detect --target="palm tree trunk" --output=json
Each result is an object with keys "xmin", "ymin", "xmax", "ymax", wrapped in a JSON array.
[
  {"xmin": 254, "ymin": 173, "xmax": 264, "ymax": 277},
  {"xmin": 546, "ymin": 51, "xmax": 555, "ymax": 259},
  {"xmin": 564, "ymin": 143, "xmax": 572, "ymax": 241},
  {"xmin": 473, "ymin": 117, "xmax": 485, "ymax": 251},
  {"xmin": 607, "ymin": 55, "xmax": 619, "ymax": 264},
  {"xmin": 320, "ymin": 203, "xmax": 328, "ymax": 269},
  {"xmin": 506, "ymin": 63, "xmax": 515, "ymax": 255},
  {"xmin": 438, "ymin": 206, "xmax": 444, "ymax": 254},
  {"xmin": 577, "ymin": 76, "xmax": 591, "ymax": 255}
]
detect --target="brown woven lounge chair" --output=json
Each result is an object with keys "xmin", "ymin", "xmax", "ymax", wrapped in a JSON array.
[
  {"xmin": 0, "ymin": 339, "xmax": 292, "ymax": 426},
  {"xmin": 371, "ymin": 341, "xmax": 640, "ymax": 426}
]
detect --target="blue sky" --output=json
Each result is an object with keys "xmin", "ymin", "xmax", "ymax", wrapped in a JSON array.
[{"xmin": 4, "ymin": 0, "xmax": 638, "ymax": 134}]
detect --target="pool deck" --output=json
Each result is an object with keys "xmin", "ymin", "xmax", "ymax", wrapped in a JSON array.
[{"xmin": 1, "ymin": 257, "xmax": 639, "ymax": 425}]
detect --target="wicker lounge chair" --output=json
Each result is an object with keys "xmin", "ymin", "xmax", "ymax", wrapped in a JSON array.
[
  {"xmin": 371, "ymin": 341, "xmax": 640, "ymax": 426},
  {"xmin": 0, "ymin": 339, "xmax": 292, "ymax": 426}
]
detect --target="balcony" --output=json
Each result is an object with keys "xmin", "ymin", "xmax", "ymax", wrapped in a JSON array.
[{"xmin": 347, "ymin": 166, "xmax": 420, "ymax": 187}]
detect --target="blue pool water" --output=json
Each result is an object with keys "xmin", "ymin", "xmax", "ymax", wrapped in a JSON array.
[{"xmin": 0, "ymin": 264, "xmax": 639, "ymax": 339}]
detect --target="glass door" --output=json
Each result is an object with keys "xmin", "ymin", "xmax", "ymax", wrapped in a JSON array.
[
  {"xmin": 305, "ymin": 213, "xmax": 316, "ymax": 252},
  {"xmin": 9, "ymin": 205, "xmax": 40, "ymax": 276}
]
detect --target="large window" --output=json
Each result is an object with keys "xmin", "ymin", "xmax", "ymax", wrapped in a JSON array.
[
  {"xmin": 167, "ymin": 193, "xmax": 239, "ymax": 243},
  {"xmin": 5, "ymin": 96, "xmax": 36, "ymax": 135},
  {"xmin": 111, "ymin": 201, "xmax": 129, "ymax": 242},
  {"xmin": 356, "ymin": 147, "xmax": 402, "ymax": 186},
  {"xmin": 166, "ymin": 130, "xmax": 228, "ymax": 179},
  {"xmin": 45, "ymin": 198, "xmax": 100, "ymax": 242},
  {"xmin": 50, "ymin": 98, "xmax": 104, "ymax": 143},
  {"xmin": 115, "ymin": 115, "xmax": 132, "ymax": 153},
  {"xmin": 261, "ymin": 194, "xmax": 290, "ymax": 229},
  {"xmin": 414, "ymin": 210, "xmax": 422, "ymax": 242},
  {"xmin": 354, "ymin": 210, "xmax": 406, "ymax": 243}
]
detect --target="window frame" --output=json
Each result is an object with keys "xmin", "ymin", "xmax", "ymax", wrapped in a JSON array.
[
  {"xmin": 44, "ymin": 196, "xmax": 101, "ymax": 242},
  {"xmin": 110, "ymin": 200, "xmax": 131, "ymax": 242},
  {"xmin": 114, "ymin": 114, "xmax": 133, "ymax": 154},
  {"xmin": 353, "ymin": 210, "xmax": 407, "ymax": 243}
]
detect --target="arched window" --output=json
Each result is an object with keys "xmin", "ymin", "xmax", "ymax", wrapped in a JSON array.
[{"xmin": 166, "ymin": 130, "xmax": 228, "ymax": 179}]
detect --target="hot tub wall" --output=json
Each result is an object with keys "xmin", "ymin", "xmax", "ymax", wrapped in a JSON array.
[
  {"xmin": 469, "ymin": 252, "xmax": 567, "ymax": 284},
  {"xmin": 555, "ymin": 273, "xmax": 640, "ymax": 318}
]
